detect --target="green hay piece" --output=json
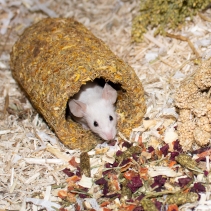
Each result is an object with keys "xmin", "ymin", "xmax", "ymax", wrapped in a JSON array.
[{"xmin": 132, "ymin": 0, "xmax": 211, "ymax": 42}]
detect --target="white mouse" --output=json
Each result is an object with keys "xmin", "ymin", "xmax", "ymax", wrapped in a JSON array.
[{"xmin": 68, "ymin": 82, "xmax": 118, "ymax": 141}]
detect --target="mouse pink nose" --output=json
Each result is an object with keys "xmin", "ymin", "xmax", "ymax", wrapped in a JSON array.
[{"xmin": 106, "ymin": 133, "xmax": 115, "ymax": 140}]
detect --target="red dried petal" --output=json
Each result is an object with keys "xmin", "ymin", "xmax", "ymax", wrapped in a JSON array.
[{"xmin": 69, "ymin": 156, "xmax": 79, "ymax": 167}]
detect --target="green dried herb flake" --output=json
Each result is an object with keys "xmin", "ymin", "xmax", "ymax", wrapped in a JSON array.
[
  {"xmin": 116, "ymin": 146, "xmax": 142, "ymax": 162},
  {"xmin": 166, "ymin": 192, "xmax": 198, "ymax": 205},
  {"xmin": 121, "ymin": 180, "xmax": 132, "ymax": 200},
  {"xmin": 80, "ymin": 152, "xmax": 91, "ymax": 177},
  {"xmin": 175, "ymin": 153, "xmax": 202, "ymax": 173},
  {"xmin": 140, "ymin": 198, "xmax": 159, "ymax": 211}
]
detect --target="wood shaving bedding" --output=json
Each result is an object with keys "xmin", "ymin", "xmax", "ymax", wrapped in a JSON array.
[{"xmin": 1, "ymin": 0, "xmax": 211, "ymax": 210}]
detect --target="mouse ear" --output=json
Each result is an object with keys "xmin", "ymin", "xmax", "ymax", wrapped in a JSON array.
[
  {"xmin": 102, "ymin": 83, "xmax": 117, "ymax": 104},
  {"xmin": 68, "ymin": 100, "xmax": 86, "ymax": 117}
]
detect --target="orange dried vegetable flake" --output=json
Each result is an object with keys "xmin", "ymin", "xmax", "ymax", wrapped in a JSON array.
[
  {"xmin": 124, "ymin": 170, "xmax": 138, "ymax": 180},
  {"xmin": 108, "ymin": 173, "xmax": 118, "ymax": 180},
  {"xmin": 126, "ymin": 205, "xmax": 136, "ymax": 211},
  {"xmin": 67, "ymin": 182, "xmax": 79, "ymax": 191},
  {"xmin": 168, "ymin": 160, "xmax": 177, "ymax": 168},
  {"xmin": 139, "ymin": 167, "xmax": 148, "ymax": 180},
  {"xmin": 100, "ymin": 201, "xmax": 110, "ymax": 207},
  {"xmin": 197, "ymin": 149, "xmax": 211, "ymax": 158},
  {"xmin": 67, "ymin": 192, "xmax": 77, "ymax": 203},
  {"xmin": 58, "ymin": 190, "xmax": 67, "ymax": 199},
  {"xmin": 120, "ymin": 162, "xmax": 132, "ymax": 172},
  {"xmin": 75, "ymin": 204, "xmax": 81, "ymax": 211},
  {"xmin": 109, "ymin": 179, "xmax": 120, "ymax": 191},
  {"xmin": 66, "ymin": 175, "xmax": 81, "ymax": 183},
  {"xmin": 66, "ymin": 175, "xmax": 80, "ymax": 190},
  {"xmin": 183, "ymin": 188, "xmax": 190, "ymax": 193},
  {"xmin": 103, "ymin": 208, "xmax": 112, "ymax": 211},
  {"xmin": 156, "ymin": 149, "xmax": 163, "ymax": 157},
  {"xmin": 119, "ymin": 204, "xmax": 136, "ymax": 211},
  {"xmin": 59, "ymin": 208, "xmax": 68, "ymax": 211},
  {"xmin": 69, "ymin": 156, "xmax": 79, "ymax": 167},
  {"xmin": 167, "ymin": 204, "xmax": 179, "ymax": 211},
  {"xmin": 138, "ymin": 136, "xmax": 143, "ymax": 146}
]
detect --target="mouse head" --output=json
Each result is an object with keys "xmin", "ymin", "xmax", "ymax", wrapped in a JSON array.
[
  {"xmin": 85, "ymin": 99, "xmax": 117, "ymax": 141},
  {"xmin": 69, "ymin": 83, "xmax": 118, "ymax": 140}
]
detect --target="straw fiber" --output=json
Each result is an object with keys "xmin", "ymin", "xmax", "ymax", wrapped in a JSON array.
[{"xmin": 10, "ymin": 18, "xmax": 146, "ymax": 151}]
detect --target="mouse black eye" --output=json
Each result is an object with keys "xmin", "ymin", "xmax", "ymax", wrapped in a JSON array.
[
  {"xmin": 94, "ymin": 121, "xmax": 98, "ymax": 127},
  {"xmin": 109, "ymin": 115, "xmax": 113, "ymax": 121}
]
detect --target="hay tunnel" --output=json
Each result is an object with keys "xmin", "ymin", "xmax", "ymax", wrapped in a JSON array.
[{"xmin": 10, "ymin": 18, "xmax": 146, "ymax": 151}]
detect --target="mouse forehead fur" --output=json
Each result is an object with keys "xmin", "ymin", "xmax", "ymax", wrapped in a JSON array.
[{"xmin": 85, "ymin": 99, "xmax": 116, "ymax": 122}]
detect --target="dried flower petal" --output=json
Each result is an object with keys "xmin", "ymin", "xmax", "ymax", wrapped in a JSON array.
[
  {"xmin": 127, "ymin": 175, "xmax": 143, "ymax": 193},
  {"xmin": 63, "ymin": 168, "xmax": 74, "ymax": 177},
  {"xmin": 170, "ymin": 151, "xmax": 179, "ymax": 161},
  {"xmin": 151, "ymin": 175, "xmax": 167, "ymax": 191},
  {"xmin": 173, "ymin": 140, "xmax": 183, "ymax": 152},
  {"xmin": 116, "ymin": 150, "xmax": 123, "ymax": 156},
  {"xmin": 95, "ymin": 178, "xmax": 107, "ymax": 185},
  {"xmin": 148, "ymin": 146, "xmax": 155, "ymax": 153},
  {"xmin": 190, "ymin": 182, "xmax": 206, "ymax": 193},
  {"xmin": 133, "ymin": 206, "xmax": 144, "ymax": 211},
  {"xmin": 178, "ymin": 177, "xmax": 192, "ymax": 188},
  {"xmin": 160, "ymin": 144, "xmax": 169, "ymax": 156},
  {"xmin": 122, "ymin": 141, "xmax": 133, "ymax": 148},
  {"xmin": 154, "ymin": 200, "xmax": 162, "ymax": 211}
]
